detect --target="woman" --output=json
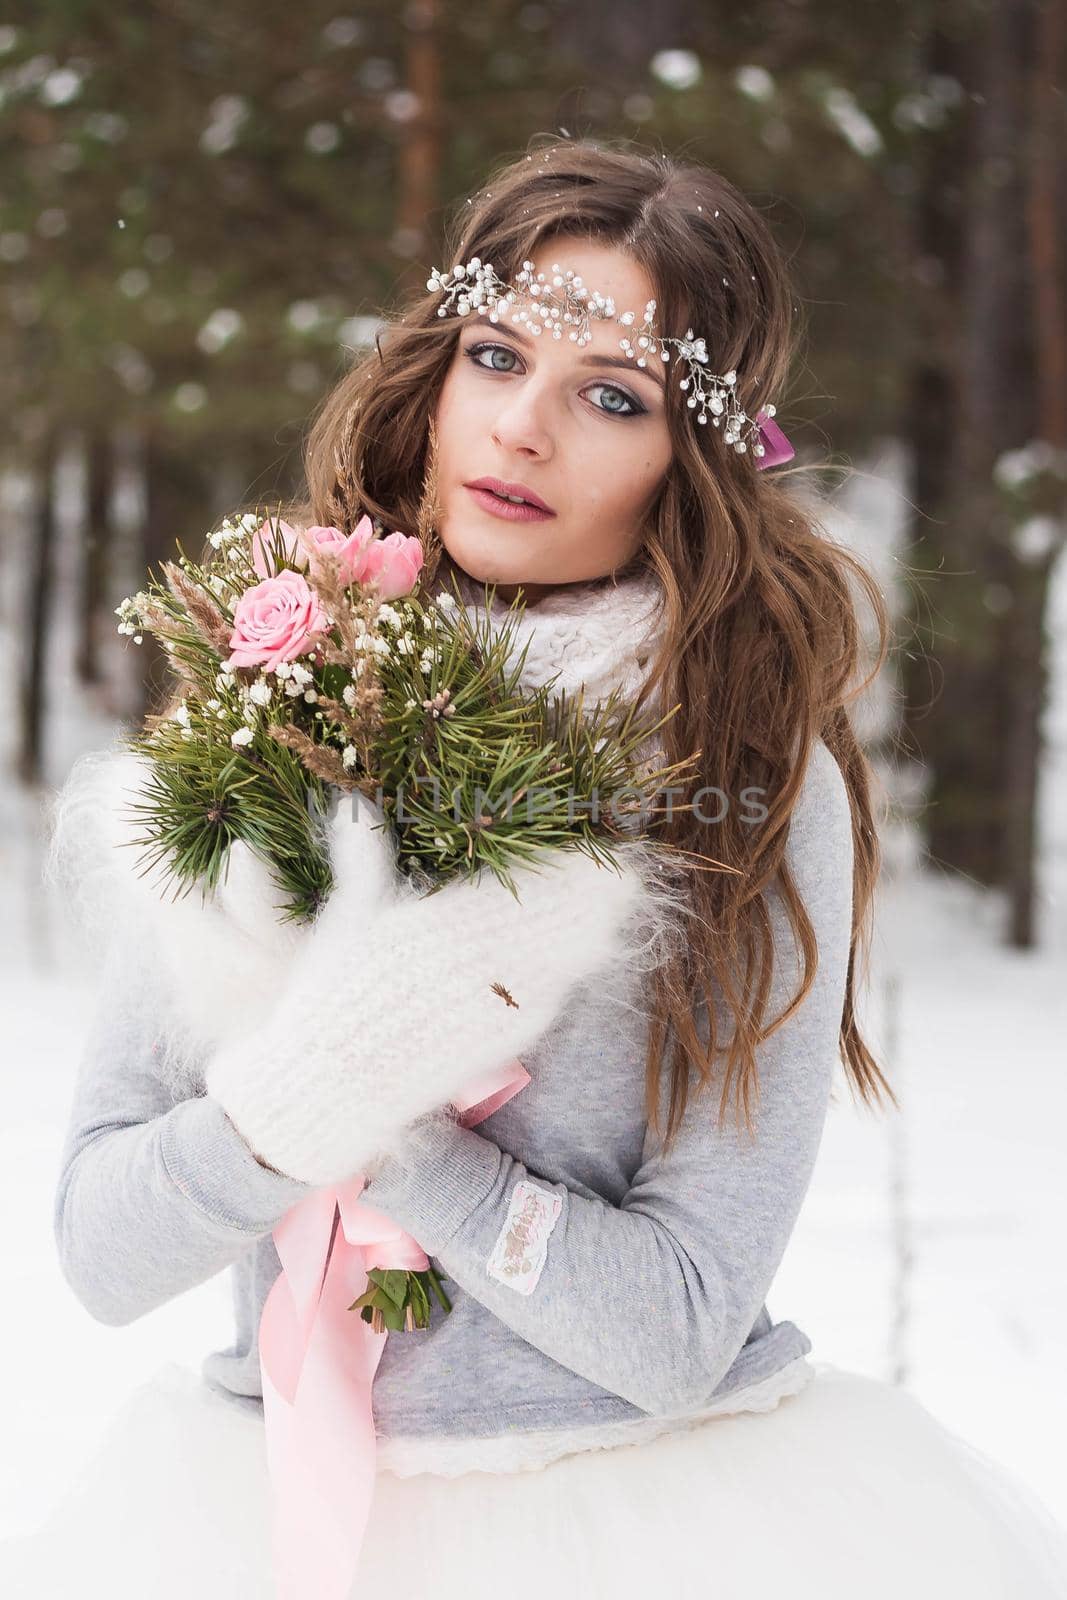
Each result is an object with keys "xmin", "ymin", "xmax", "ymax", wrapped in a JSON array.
[{"xmin": 6, "ymin": 138, "xmax": 1067, "ymax": 1598}]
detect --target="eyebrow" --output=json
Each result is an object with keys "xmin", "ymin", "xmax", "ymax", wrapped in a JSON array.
[{"xmin": 461, "ymin": 318, "xmax": 667, "ymax": 393}]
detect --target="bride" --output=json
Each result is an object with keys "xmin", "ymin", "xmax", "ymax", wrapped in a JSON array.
[{"xmin": 5, "ymin": 137, "xmax": 1066, "ymax": 1599}]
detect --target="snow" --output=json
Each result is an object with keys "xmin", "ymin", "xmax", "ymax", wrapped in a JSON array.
[{"xmin": 1, "ymin": 442, "xmax": 1065, "ymax": 1540}]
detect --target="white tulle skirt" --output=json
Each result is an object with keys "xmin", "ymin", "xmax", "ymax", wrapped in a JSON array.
[{"xmin": 2, "ymin": 1358, "xmax": 1066, "ymax": 1599}]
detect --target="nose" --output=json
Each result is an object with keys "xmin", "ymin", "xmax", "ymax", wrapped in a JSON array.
[{"xmin": 490, "ymin": 381, "xmax": 555, "ymax": 461}]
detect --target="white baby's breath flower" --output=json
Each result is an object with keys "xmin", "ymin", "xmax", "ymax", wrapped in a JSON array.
[
  {"xmin": 231, "ymin": 726, "xmax": 255, "ymax": 748},
  {"xmin": 395, "ymin": 634, "xmax": 413, "ymax": 655},
  {"xmin": 274, "ymin": 661, "xmax": 293, "ymax": 679},
  {"xmin": 342, "ymin": 744, "xmax": 358, "ymax": 768},
  {"xmin": 434, "ymin": 591, "xmax": 457, "ymax": 611},
  {"xmin": 284, "ymin": 679, "xmax": 303, "ymax": 697},
  {"xmin": 377, "ymin": 603, "xmax": 402, "ymax": 628},
  {"xmin": 209, "ymin": 517, "xmax": 247, "ymax": 549},
  {"xmin": 404, "ymin": 698, "xmax": 417, "ymax": 711},
  {"xmin": 289, "ymin": 663, "xmax": 313, "ymax": 687},
  {"xmin": 342, "ymin": 684, "xmax": 357, "ymax": 708},
  {"xmin": 173, "ymin": 703, "xmax": 191, "ymax": 728},
  {"xmin": 248, "ymin": 679, "xmax": 273, "ymax": 706},
  {"xmin": 115, "ymin": 590, "xmax": 150, "ymax": 638},
  {"xmin": 303, "ymin": 688, "xmax": 318, "ymax": 703},
  {"xmin": 205, "ymin": 697, "xmax": 221, "ymax": 711}
]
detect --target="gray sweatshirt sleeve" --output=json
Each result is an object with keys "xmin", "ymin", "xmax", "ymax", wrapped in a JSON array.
[
  {"xmin": 54, "ymin": 938, "xmax": 313, "ymax": 1327},
  {"xmin": 360, "ymin": 739, "xmax": 854, "ymax": 1417}
]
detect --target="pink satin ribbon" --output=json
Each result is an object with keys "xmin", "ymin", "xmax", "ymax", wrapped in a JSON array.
[{"xmin": 258, "ymin": 1061, "xmax": 531, "ymax": 1600}]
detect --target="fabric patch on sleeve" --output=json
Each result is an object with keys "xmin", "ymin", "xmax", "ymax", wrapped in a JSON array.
[{"xmin": 485, "ymin": 1180, "xmax": 563, "ymax": 1295}]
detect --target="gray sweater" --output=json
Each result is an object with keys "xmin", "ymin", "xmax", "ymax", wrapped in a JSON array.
[{"xmin": 53, "ymin": 737, "xmax": 853, "ymax": 1469}]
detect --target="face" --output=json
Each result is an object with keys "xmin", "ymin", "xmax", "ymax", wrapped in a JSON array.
[{"xmin": 432, "ymin": 237, "xmax": 673, "ymax": 607}]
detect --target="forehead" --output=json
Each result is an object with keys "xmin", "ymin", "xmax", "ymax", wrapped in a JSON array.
[{"xmin": 522, "ymin": 237, "xmax": 658, "ymax": 320}]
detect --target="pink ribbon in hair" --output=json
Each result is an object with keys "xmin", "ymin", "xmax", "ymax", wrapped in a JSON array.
[
  {"xmin": 258, "ymin": 1059, "xmax": 531, "ymax": 1600},
  {"xmin": 754, "ymin": 410, "xmax": 795, "ymax": 470}
]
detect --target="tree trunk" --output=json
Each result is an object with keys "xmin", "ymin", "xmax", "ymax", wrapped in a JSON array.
[
  {"xmin": 139, "ymin": 432, "xmax": 216, "ymax": 723},
  {"xmin": 905, "ymin": 0, "xmax": 1034, "ymax": 889},
  {"xmin": 1006, "ymin": 0, "xmax": 1067, "ymax": 947},
  {"xmin": 899, "ymin": 22, "xmax": 967, "ymax": 825},
  {"xmin": 396, "ymin": 0, "xmax": 441, "ymax": 256},
  {"xmin": 76, "ymin": 430, "xmax": 113, "ymax": 687},
  {"xmin": 1003, "ymin": 558, "xmax": 1053, "ymax": 946},
  {"xmin": 17, "ymin": 439, "xmax": 57, "ymax": 786}
]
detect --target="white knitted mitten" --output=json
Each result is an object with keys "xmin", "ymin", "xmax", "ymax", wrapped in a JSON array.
[
  {"xmin": 150, "ymin": 839, "xmax": 308, "ymax": 1049},
  {"xmin": 204, "ymin": 799, "xmax": 655, "ymax": 1187},
  {"xmin": 164, "ymin": 788, "xmax": 399, "ymax": 1053},
  {"xmin": 47, "ymin": 748, "xmax": 307, "ymax": 1055}
]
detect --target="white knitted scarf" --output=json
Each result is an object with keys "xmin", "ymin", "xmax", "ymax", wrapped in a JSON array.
[{"xmin": 450, "ymin": 567, "xmax": 667, "ymax": 709}]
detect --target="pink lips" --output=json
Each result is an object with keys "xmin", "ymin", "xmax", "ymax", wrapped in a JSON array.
[{"xmin": 464, "ymin": 477, "xmax": 556, "ymax": 521}]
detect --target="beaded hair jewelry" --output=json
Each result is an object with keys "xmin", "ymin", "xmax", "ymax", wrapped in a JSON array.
[{"xmin": 426, "ymin": 257, "xmax": 794, "ymax": 468}]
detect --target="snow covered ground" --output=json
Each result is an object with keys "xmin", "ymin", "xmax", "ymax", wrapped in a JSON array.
[{"xmin": 1, "ymin": 445, "xmax": 1064, "ymax": 1541}]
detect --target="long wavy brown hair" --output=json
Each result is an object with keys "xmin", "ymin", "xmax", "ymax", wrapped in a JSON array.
[{"xmin": 200, "ymin": 135, "xmax": 896, "ymax": 1148}]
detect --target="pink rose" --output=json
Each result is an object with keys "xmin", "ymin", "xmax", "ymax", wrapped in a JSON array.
[
  {"xmin": 251, "ymin": 518, "xmax": 304, "ymax": 579},
  {"xmin": 358, "ymin": 531, "xmax": 425, "ymax": 599},
  {"xmin": 225, "ymin": 571, "xmax": 329, "ymax": 672},
  {"xmin": 297, "ymin": 516, "xmax": 376, "ymax": 585}
]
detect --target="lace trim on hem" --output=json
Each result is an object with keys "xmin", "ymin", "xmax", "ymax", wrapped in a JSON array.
[{"xmin": 374, "ymin": 1354, "xmax": 816, "ymax": 1479}]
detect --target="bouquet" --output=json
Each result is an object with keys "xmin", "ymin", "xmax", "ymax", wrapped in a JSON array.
[
  {"xmin": 113, "ymin": 505, "xmax": 699, "ymax": 1329},
  {"xmin": 114, "ymin": 507, "xmax": 698, "ymax": 915}
]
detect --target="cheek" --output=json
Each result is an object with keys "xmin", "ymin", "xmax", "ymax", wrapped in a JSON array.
[
  {"xmin": 435, "ymin": 350, "xmax": 476, "ymax": 428},
  {"xmin": 579, "ymin": 434, "xmax": 669, "ymax": 520},
  {"xmin": 434, "ymin": 363, "xmax": 491, "ymax": 468},
  {"xmin": 432, "ymin": 371, "xmax": 459, "ymax": 461}
]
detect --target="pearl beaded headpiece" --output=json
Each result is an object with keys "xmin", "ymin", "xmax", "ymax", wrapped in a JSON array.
[{"xmin": 426, "ymin": 256, "xmax": 794, "ymax": 467}]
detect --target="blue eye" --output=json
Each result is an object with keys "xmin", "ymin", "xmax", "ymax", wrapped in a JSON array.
[
  {"xmin": 585, "ymin": 382, "xmax": 643, "ymax": 419},
  {"xmin": 464, "ymin": 341, "xmax": 647, "ymax": 420},
  {"xmin": 467, "ymin": 342, "xmax": 521, "ymax": 374}
]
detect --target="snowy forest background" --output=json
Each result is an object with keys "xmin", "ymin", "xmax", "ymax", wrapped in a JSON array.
[{"xmin": 1, "ymin": 0, "xmax": 1066, "ymax": 1540}]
